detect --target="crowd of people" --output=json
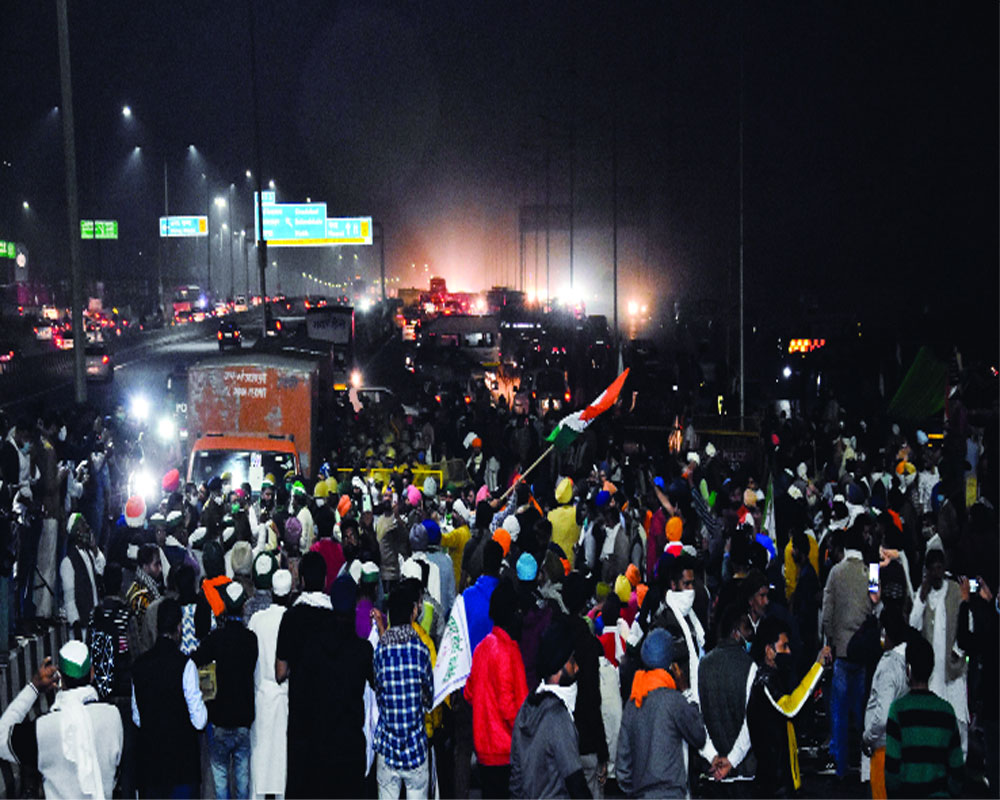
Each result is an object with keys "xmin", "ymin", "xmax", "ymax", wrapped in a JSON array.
[{"xmin": 0, "ymin": 374, "xmax": 994, "ymax": 799}]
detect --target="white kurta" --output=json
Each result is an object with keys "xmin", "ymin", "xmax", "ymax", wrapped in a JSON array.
[
  {"xmin": 911, "ymin": 586, "xmax": 970, "ymax": 755},
  {"xmin": 248, "ymin": 604, "xmax": 288, "ymax": 798}
]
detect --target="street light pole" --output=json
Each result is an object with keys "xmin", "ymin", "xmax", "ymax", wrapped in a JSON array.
[
  {"xmin": 55, "ymin": 0, "xmax": 86, "ymax": 403},
  {"xmin": 204, "ymin": 175, "xmax": 211, "ymax": 295},
  {"xmin": 374, "ymin": 220, "xmax": 386, "ymax": 303},
  {"xmin": 229, "ymin": 183, "xmax": 235, "ymax": 300}
]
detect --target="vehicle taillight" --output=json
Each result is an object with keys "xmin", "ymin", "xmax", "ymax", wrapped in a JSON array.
[
  {"xmin": 434, "ymin": 394, "xmax": 442, "ymax": 404},
  {"xmin": 564, "ymin": 391, "xmax": 572, "ymax": 403},
  {"xmin": 102, "ymin": 355, "xmax": 109, "ymax": 364},
  {"xmin": 217, "ymin": 331, "xmax": 223, "ymax": 340},
  {"xmin": 275, "ymin": 320, "xmax": 282, "ymax": 330}
]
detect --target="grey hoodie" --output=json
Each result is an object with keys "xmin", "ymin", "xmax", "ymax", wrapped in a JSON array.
[{"xmin": 510, "ymin": 691, "xmax": 584, "ymax": 799}]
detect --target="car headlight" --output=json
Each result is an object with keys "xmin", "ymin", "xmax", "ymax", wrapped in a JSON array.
[
  {"xmin": 156, "ymin": 416, "xmax": 175, "ymax": 442},
  {"xmin": 130, "ymin": 395, "xmax": 150, "ymax": 422},
  {"xmin": 350, "ymin": 369, "xmax": 363, "ymax": 389},
  {"xmin": 133, "ymin": 470, "xmax": 156, "ymax": 502}
]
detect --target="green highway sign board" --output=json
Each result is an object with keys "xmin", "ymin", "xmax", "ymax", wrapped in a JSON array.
[
  {"xmin": 81, "ymin": 220, "xmax": 119, "ymax": 240},
  {"xmin": 0, "ymin": 240, "xmax": 15, "ymax": 258}
]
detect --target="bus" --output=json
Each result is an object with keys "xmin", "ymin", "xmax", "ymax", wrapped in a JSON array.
[{"xmin": 172, "ymin": 285, "xmax": 205, "ymax": 323}]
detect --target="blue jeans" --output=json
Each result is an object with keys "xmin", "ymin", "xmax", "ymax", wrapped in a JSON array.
[
  {"xmin": 209, "ymin": 725, "xmax": 251, "ymax": 799},
  {"xmin": 830, "ymin": 658, "xmax": 865, "ymax": 777}
]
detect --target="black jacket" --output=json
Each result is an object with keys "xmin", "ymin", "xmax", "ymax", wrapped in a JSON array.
[
  {"xmin": 193, "ymin": 616, "xmax": 258, "ymax": 728},
  {"xmin": 568, "ymin": 615, "xmax": 608, "ymax": 762},
  {"xmin": 132, "ymin": 636, "xmax": 202, "ymax": 789}
]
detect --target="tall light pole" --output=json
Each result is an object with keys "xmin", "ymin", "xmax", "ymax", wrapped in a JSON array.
[
  {"xmin": 214, "ymin": 195, "xmax": 226, "ymax": 298},
  {"xmin": 373, "ymin": 220, "xmax": 386, "ymax": 303},
  {"xmin": 56, "ymin": 0, "xmax": 86, "ymax": 402},
  {"xmin": 228, "ymin": 183, "xmax": 235, "ymax": 300}
]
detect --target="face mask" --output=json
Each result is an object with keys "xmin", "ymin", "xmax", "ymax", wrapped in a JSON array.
[
  {"xmin": 19, "ymin": 441, "xmax": 31, "ymax": 455},
  {"xmin": 668, "ymin": 588, "xmax": 695, "ymax": 616},
  {"xmin": 743, "ymin": 636, "xmax": 753, "ymax": 654},
  {"xmin": 315, "ymin": 498, "xmax": 325, "ymax": 507},
  {"xmin": 774, "ymin": 652, "xmax": 794, "ymax": 682},
  {"xmin": 58, "ymin": 426, "xmax": 67, "ymax": 442},
  {"xmin": 231, "ymin": 503, "xmax": 241, "ymax": 515},
  {"xmin": 213, "ymin": 495, "xmax": 223, "ymax": 506}
]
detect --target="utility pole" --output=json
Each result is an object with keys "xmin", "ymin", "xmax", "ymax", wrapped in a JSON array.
[
  {"xmin": 160, "ymin": 159, "xmax": 167, "ymax": 314},
  {"xmin": 374, "ymin": 220, "xmax": 386, "ymax": 303},
  {"xmin": 55, "ymin": 0, "xmax": 85, "ymax": 404},
  {"xmin": 738, "ymin": 12, "xmax": 745, "ymax": 427},
  {"xmin": 229, "ymin": 183, "xmax": 236, "ymax": 300},
  {"xmin": 205, "ymin": 176, "xmax": 212, "ymax": 295}
]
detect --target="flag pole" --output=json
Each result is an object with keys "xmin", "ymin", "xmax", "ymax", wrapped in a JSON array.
[{"xmin": 501, "ymin": 444, "xmax": 555, "ymax": 501}]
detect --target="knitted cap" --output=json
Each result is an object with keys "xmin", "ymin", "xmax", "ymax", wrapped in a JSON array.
[
  {"xmin": 625, "ymin": 563, "xmax": 641, "ymax": 588},
  {"xmin": 230, "ymin": 541, "xmax": 254, "ymax": 576},
  {"xmin": 59, "ymin": 640, "xmax": 91, "ymax": 679},
  {"xmin": 253, "ymin": 551, "xmax": 278, "ymax": 589},
  {"xmin": 360, "ymin": 561, "xmax": 380, "ymax": 584},
  {"xmin": 67, "ymin": 512, "xmax": 86, "ymax": 538},
  {"xmin": 614, "ymin": 574, "xmax": 631, "ymax": 603},
  {"xmin": 272, "ymin": 569, "xmax": 292, "ymax": 597},
  {"xmin": 314, "ymin": 480, "xmax": 329, "ymax": 499},
  {"xmin": 503, "ymin": 516, "xmax": 520, "ymax": 541},
  {"xmin": 224, "ymin": 581, "xmax": 247, "ymax": 613},
  {"xmin": 423, "ymin": 477, "xmax": 437, "ymax": 497},
  {"xmin": 666, "ymin": 516, "xmax": 683, "ymax": 542}
]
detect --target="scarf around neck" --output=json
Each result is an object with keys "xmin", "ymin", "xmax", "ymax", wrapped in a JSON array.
[
  {"xmin": 51, "ymin": 686, "xmax": 103, "ymax": 798},
  {"xmin": 630, "ymin": 668, "xmax": 676, "ymax": 709}
]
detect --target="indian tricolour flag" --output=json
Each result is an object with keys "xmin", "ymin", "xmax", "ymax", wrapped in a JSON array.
[{"xmin": 546, "ymin": 368, "xmax": 630, "ymax": 451}]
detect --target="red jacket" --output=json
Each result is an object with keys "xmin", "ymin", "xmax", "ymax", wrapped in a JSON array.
[{"xmin": 464, "ymin": 625, "xmax": 528, "ymax": 766}]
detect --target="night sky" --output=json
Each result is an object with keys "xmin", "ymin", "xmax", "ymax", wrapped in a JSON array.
[{"xmin": 2, "ymin": 2, "xmax": 996, "ymax": 347}]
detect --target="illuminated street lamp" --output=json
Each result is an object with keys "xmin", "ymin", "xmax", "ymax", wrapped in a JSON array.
[{"xmin": 121, "ymin": 105, "xmax": 132, "ymax": 118}]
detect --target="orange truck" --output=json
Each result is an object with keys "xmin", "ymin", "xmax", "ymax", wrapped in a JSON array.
[{"xmin": 186, "ymin": 354, "xmax": 319, "ymax": 490}]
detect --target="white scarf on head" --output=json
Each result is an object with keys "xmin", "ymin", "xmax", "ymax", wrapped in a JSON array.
[{"xmin": 51, "ymin": 686, "xmax": 103, "ymax": 798}]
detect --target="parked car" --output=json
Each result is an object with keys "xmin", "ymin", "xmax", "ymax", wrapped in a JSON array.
[
  {"xmin": 85, "ymin": 342, "xmax": 113, "ymax": 382},
  {"xmin": 217, "ymin": 319, "xmax": 242, "ymax": 350}
]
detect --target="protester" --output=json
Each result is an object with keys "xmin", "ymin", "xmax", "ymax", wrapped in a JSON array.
[
  {"xmin": 131, "ymin": 597, "xmax": 208, "ymax": 798},
  {"xmin": 747, "ymin": 617, "xmax": 832, "ymax": 797},
  {"xmin": 373, "ymin": 585, "xmax": 434, "ymax": 799},
  {"xmin": 248, "ymin": 568, "xmax": 292, "ymax": 799},
  {"xmin": 276, "ymin": 552, "xmax": 373, "ymax": 799},
  {"xmin": 616, "ymin": 628, "xmax": 708, "ymax": 798},
  {"xmin": 0, "ymin": 643, "xmax": 123, "ymax": 798},
  {"xmin": 464, "ymin": 579, "xmax": 528, "ymax": 798},
  {"xmin": 885, "ymin": 637, "xmax": 965, "ymax": 798},
  {"xmin": 193, "ymin": 581, "xmax": 258, "ymax": 800},
  {"xmin": 510, "ymin": 614, "xmax": 591, "ymax": 798},
  {"xmin": 862, "ymin": 607, "xmax": 911, "ymax": 800}
]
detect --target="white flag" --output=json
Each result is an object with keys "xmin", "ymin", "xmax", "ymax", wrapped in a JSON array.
[{"xmin": 432, "ymin": 593, "xmax": 472, "ymax": 708}]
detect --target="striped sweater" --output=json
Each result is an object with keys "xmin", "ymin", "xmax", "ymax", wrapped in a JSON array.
[{"xmin": 885, "ymin": 689, "xmax": 964, "ymax": 798}]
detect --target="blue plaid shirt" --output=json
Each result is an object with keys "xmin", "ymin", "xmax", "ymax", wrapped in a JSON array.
[{"xmin": 373, "ymin": 624, "xmax": 433, "ymax": 770}]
